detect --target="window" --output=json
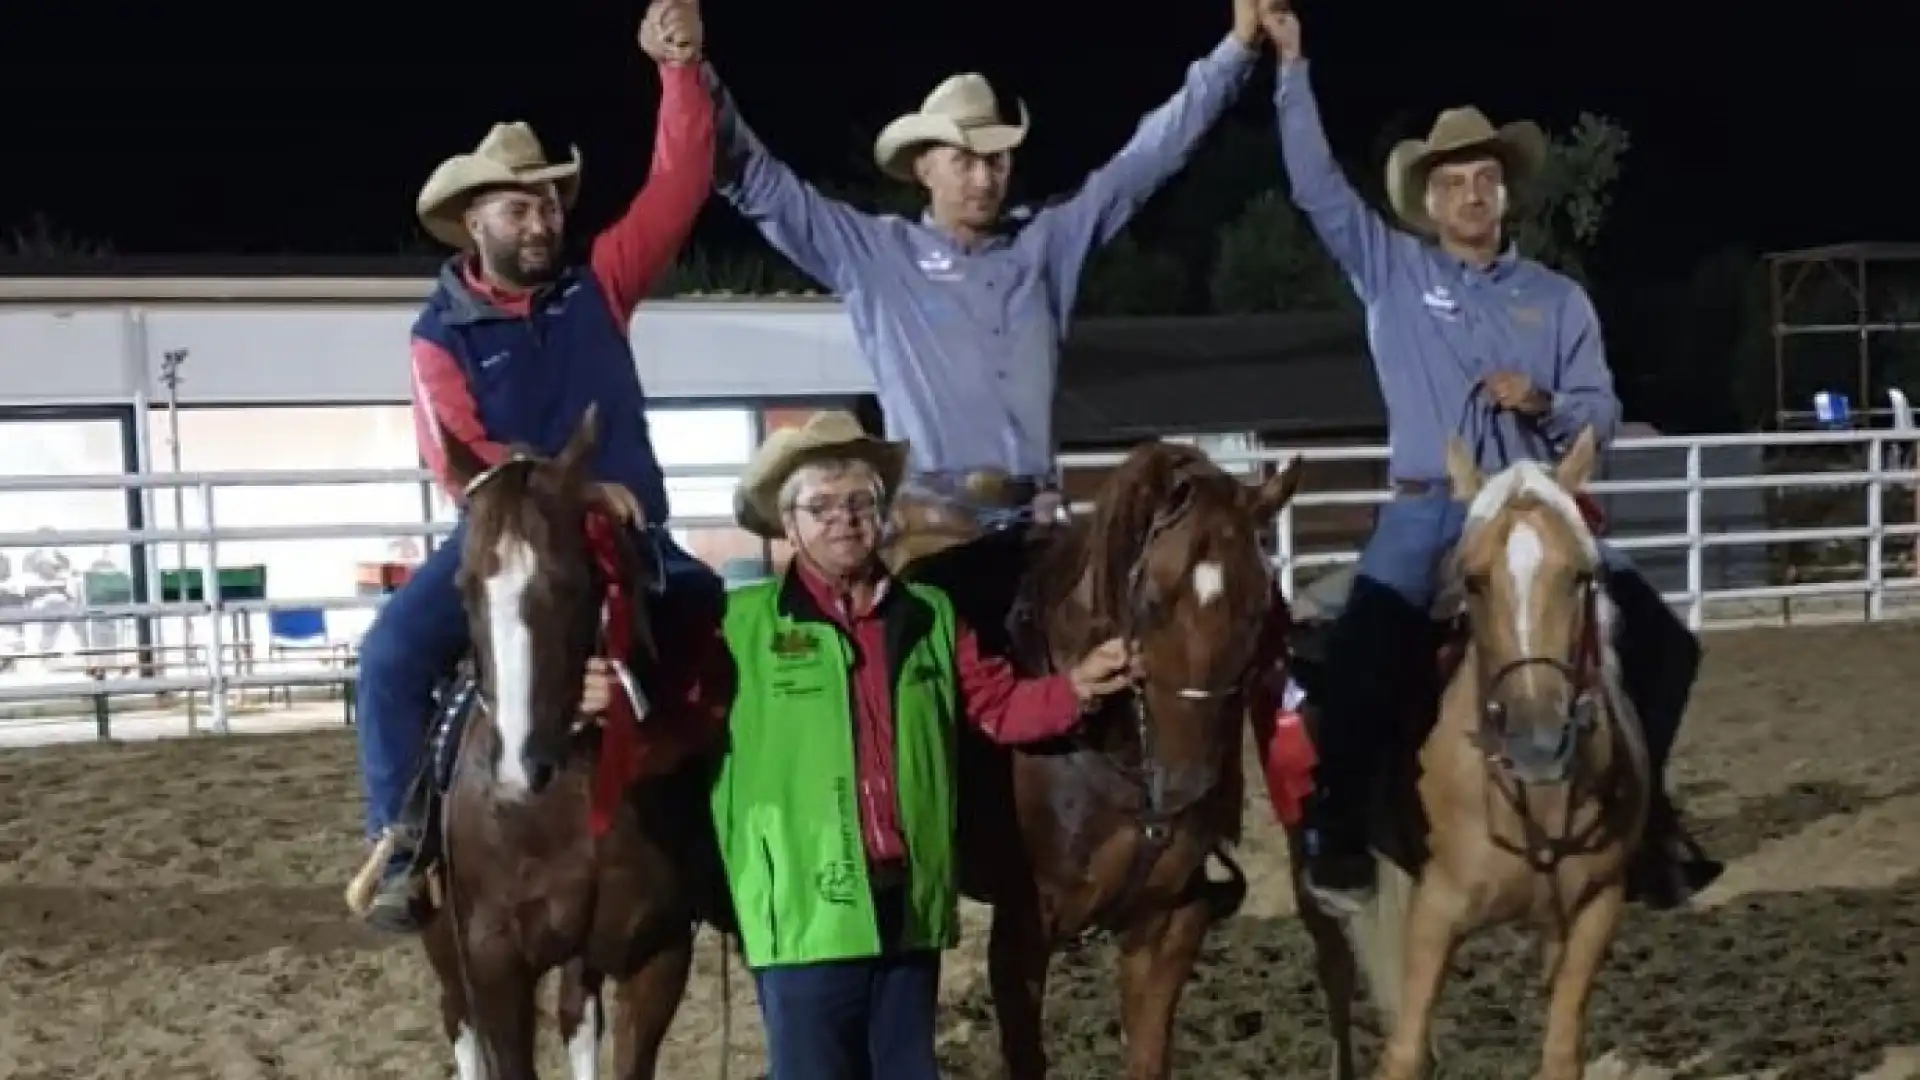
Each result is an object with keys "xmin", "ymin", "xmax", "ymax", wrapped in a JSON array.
[
  {"xmin": 145, "ymin": 405, "xmax": 430, "ymax": 647},
  {"xmin": 652, "ymin": 407, "xmax": 768, "ymax": 577},
  {"xmin": 0, "ymin": 414, "xmax": 138, "ymax": 684}
]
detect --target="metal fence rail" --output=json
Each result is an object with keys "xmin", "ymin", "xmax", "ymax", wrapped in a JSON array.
[{"xmin": 2, "ymin": 428, "xmax": 1914, "ymax": 736}]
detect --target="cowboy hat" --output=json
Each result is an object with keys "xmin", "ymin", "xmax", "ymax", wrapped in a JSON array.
[
  {"xmin": 416, "ymin": 122, "xmax": 582, "ymax": 248},
  {"xmin": 734, "ymin": 411, "xmax": 910, "ymax": 540},
  {"xmin": 873, "ymin": 73, "xmax": 1030, "ymax": 182},
  {"xmin": 1385, "ymin": 106, "xmax": 1546, "ymax": 233}
]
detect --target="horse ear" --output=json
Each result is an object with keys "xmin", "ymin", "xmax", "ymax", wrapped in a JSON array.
[
  {"xmin": 1554, "ymin": 426, "xmax": 1598, "ymax": 491},
  {"xmin": 438, "ymin": 428, "xmax": 490, "ymax": 496},
  {"xmin": 1443, "ymin": 436, "xmax": 1482, "ymax": 499},
  {"xmin": 1247, "ymin": 455, "xmax": 1305, "ymax": 520},
  {"xmin": 557, "ymin": 404, "xmax": 599, "ymax": 476}
]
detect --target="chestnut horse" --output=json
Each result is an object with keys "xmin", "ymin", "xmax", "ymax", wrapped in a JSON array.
[
  {"xmin": 1287, "ymin": 430, "xmax": 1648, "ymax": 1080},
  {"xmin": 910, "ymin": 442, "xmax": 1301, "ymax": 1079},
  {"xmin": 416, "ymin": 408, "xmax": 717, "ymax": 1079}
]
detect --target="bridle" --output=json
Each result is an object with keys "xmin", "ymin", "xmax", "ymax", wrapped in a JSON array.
[{"xmin": 1083, "ymin": 468, "xmax": 1266, "ymax": 917}]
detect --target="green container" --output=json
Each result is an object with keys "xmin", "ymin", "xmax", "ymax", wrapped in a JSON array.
[
  {"xmin": 82, "ymin": 569, "xmax": 134, "ymax": 606},
  {"xmin": 160, "ymin": 564, "xmax": 268, "ymax": 602}
]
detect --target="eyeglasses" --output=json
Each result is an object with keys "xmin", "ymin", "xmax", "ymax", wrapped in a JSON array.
[{"xmin": 789, "ymin": 493, "xmax": 880, "ymax": 522}]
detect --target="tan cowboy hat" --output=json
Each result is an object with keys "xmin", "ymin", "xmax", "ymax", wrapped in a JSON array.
[
  {"xmin": 416, "ymin": 122, "xmax": 582, "ymax": 248},
  {"xmin": 873, "ymin": 73, "xmax": 1030, "ymax": 182},
  {"xmin": 734, "ymin": 411, "xmax": 910, "ymax": 540},
  {"xmin": 1385, "ymin": 106, "xmax": 1547, "ymax": 233}
]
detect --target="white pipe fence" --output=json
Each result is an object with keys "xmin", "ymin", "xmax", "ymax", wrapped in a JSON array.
[{"xmin": 0, "ymin": 429, "xmax": 1914, "ymax": 736}]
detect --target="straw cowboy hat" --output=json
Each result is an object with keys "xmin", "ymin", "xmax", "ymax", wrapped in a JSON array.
[
  {"xmin": 734, "ymin": 411, "xmax": 910, "ymax": 540},
  {"xmin": 1385, "ymin": 106, "xmax": 1546, "ymax": 233},
  {"xmin": 873, "ymin": 73, "xmax": 1030, "ymax": 182},
  {"xmin": 416, "ymin": 122, "xmax": 582, "ymax": 248}
]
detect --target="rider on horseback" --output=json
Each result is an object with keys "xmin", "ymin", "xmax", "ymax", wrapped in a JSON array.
[
  {"xmin": 352, "ymin": 1, "xmax": 716, "ymax": 933},
  {"xmin": 702, "ymin": 0, "xmax": 1280, "ymax": 625},
  {"xmin": 1264, "ymin": 2, "xmax": 1722, "ymax": 915}
]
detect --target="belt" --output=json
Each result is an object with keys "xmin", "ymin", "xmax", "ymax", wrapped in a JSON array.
[{"xmin": 1393, "ymin": 478, "xmax": 1447, "ymax": 496}]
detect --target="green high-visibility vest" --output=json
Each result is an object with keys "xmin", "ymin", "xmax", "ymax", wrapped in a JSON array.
[{"xmin": 711, "ymin": 575, "xmax": 962, "ymax": 968}]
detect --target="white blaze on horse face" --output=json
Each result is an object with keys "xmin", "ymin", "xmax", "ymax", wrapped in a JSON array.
[
  {"xmin": 485, "ymin": 534, "xmax": 539, "ymax": 798},
  {"xmin": 453, "ymin": 1024, "xmax": 485, "ymax": 1079},
  {"xmin": 566, "ymin": 995, "xmax": 599, "ymax": 1080},
  {"xmin": 1192, "ymin": 561, "xmax": 1225, "ymax": 605},
  {"xmin": 1504, "ymin": 522, "xmax": 1545, "ymax": 695}
]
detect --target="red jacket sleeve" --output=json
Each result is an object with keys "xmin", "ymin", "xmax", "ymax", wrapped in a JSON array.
[
  {"xmin": 954, "ymin": 618, "xmax": 1083, "ymax": 744},
  {"xmin": 410, "ymin": 337, "xmax": 508, "ymax": 502},
  {"xmin": 590, "ymin": 62, "xmax": 717, "ymax": 323}
]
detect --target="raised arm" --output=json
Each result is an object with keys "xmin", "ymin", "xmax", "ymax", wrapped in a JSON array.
[
  {"xmin": 1539, "ymin": 285, "xmax": 1622, "ymax": 450},
  {"xmin": 1032, "ymin": 30, "xmax": 1260, "ymax": 306},
  {"xmin": 704, "ymin": 63, "xmax": 880, "ymax": 293},
  {"xmin": 590, "ymin": 61, "xmax": 717, "ymax": 321},
  {"xmin": 1267, "ymin": 7, "xmax": 1403, "ymax": 301}
]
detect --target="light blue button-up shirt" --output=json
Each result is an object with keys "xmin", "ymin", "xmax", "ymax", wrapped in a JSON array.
[
  {"xmin": 706, "ymin": 38, "xmax": 1258, "ymax": 477},
  {"xmin": 1275, "ymin": 60, "xmax": 1621, "ymax": 482}
]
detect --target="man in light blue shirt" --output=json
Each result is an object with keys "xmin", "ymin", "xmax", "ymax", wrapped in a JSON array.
[
  {"xmin": 701, "ymin": 1, "xmax": 1273, "ymax": 646},
  {"xmin": 1266, "ymin": 4, "xmax": 1720, "ymax": 914}
]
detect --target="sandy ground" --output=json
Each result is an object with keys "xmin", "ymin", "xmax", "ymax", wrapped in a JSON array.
[{"xmin": 1, "ymin": 623, "xmax": 1917, "ymax": 1079}]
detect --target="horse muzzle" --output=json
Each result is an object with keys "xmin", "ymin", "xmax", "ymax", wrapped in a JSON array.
[{"xmin": 1484, "ymin": 696, "xmax": 1592, "ymax": 785}]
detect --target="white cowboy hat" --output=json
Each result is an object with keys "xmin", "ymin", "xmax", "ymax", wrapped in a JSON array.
[
  {"xmin": 416, "ymin": 121, "xmax": 582, "ymax": 248},
  {"xmin": 1385, "ymin": 106, "xmax": 1546, "ymax": 234},
  {"xmin": 872, "ymin": 73, "xmax": 1030, "ymax": 182},
  {"xmin": 734, "ymin": 411, "xmax": 909, "ymax": 541}
]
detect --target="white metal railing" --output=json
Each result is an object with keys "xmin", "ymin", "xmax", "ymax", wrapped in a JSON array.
[{"xmin": 1, "ymin": 429, "xmax": 1915, "ymax": 735}]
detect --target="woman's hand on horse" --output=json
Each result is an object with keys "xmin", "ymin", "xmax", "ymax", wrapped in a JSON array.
[
  {"xmin": 1070, "ymin": 638, "xmax": 1143, "ymax": 704},
  {"xmin": 591, "ymin": 482, "xmax": 645, "ymax": 525},
  {"xmin": 579, "ymin": 657, "xmax": 613, "ymax": 716}
]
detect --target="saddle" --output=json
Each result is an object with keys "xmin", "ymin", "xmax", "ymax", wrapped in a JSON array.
[
  {"xmin": 882, "ymin": 470, "xmax": 1053, "ymax": 573},
  {"xmin": 1287, "ymin": 564, "xmax": 1468, "ymax": 689}
]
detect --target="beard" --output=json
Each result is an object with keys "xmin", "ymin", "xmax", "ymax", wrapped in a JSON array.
[{"xmin": 478, "ymin": 230, "xmax": 562, "ymax": 288}]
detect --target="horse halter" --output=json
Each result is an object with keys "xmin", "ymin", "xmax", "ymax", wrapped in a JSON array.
[{"xmin": 1469, "ymin": 571, "xmax": 1605, "ymax": 786}]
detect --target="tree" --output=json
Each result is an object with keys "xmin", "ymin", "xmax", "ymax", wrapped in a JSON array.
[
  {"xmin": 1510, "ymin": 113, "xmax": 1630, "ymax": 282},
  {"xmin": 1077, "ymin": 232, "xmax": 1190, "ymax": 315},
  {"xmin": 1208, "ymin": 190, "xmax": 1349, "ymax": 314},
  {"xmin": 3, "ymin": 212, "xmax": 113, "ymax": 258}
]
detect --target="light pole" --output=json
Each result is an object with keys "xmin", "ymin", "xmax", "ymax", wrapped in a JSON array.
[{"xmin": 158, "ymin": 349, "xmax": 195, "ymax": 725}]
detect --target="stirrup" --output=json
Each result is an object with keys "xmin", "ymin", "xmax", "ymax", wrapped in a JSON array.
[{"xmin": 343, "ymin": 826, "xmax": 418, "ymax": 917}]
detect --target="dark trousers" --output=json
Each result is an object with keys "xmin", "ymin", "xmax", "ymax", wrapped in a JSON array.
[{"xmin": 750, "ymin": 885, "xmax": 942, "ymax": 1080}]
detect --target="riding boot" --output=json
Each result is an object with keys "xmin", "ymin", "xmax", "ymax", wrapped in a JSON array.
[
  {"xmin": 1300, "ymin": 575, "xmax": 1422, "ymax": 913},
  {"xmin": 364, "ymin": 776, "xmax": 433, "ymax": 934},
  {"xmin": 1607, "ymin": 571, "xmax": 1724, "ymax": 909}
]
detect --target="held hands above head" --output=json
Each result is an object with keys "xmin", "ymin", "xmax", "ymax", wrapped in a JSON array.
[
  {"xmin": 580, "ymin": 657, "xmax": 614, "ymax": 716},
  {"xmin": 1261, "ymin": 0, "xmax": 1302, "ymax": 61},
  {"xmin": 1069, "ymin": 638, "xmax": 1145, "ymax": 708},
  {"xmin": 639, "ymin": 0, "xmax": 703, "ymax": 65}
]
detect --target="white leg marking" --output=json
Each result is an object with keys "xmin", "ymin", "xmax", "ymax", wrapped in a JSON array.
[
  {"xmin": 485, "ymin": 535, "xmax": 538, "ymax": 798},
  {"xmin": 567, "ymin": 995, "xmax": 599, "ymax": 1080},
  {"xmin": 453, "ymin": 1023, "xmax": 486, "ymax": 1080},
  {"xmin": 1192, "ymin": 561, "xmax": 1225, "ymax": 605}
]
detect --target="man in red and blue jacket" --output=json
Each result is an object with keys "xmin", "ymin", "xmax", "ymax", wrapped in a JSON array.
[{"xmin": 352, "ymin": 1, "xmax": 715, "ymax": 933}]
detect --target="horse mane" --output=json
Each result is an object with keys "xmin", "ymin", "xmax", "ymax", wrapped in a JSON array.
[{"xmin": 1071, "ymin": 441, "xmax": 1220, "ymax": 635}]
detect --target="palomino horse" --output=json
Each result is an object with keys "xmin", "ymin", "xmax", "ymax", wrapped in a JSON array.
[
  {"xmin": 416, "ymin": 408, "xmax": 716, "ymax": 1079},
  {"xmin": 902, "ymin": 443, "xmax": 1302, "ymax": 1079},
  {"xmin": 1288, "ymin": 429, "xmax": 1648, "ymax": 1080}
]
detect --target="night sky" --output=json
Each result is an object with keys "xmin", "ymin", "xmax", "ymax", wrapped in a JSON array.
[{"xmin": 3, "ymin": 0, "xmax": 1903, "ymax": 282}]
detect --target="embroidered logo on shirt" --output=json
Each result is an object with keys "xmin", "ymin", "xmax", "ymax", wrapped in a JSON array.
[
  {"xmin": 1510, "ymin": 306, "xmax": 1544, "ymax": 325},
  {"xmin": 916, "ymin": 249, "xmax": 963, "ymax": 282},
  {"xmin": 771, "ymin": 627, "xmax": 819, "ymax": 660},
  {"xmin": 1421, "ymin": 287, "xmax": 1459, "ymax": 319}
]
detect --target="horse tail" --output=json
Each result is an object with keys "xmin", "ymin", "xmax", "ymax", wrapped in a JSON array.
[
  {"xmin": 1345, "ymin": 853, "xmax": 1416, "ymax": 1031},
  {"xmin": 1201, "ymin": 842, "xmax": 1249, "ymax": 923}
]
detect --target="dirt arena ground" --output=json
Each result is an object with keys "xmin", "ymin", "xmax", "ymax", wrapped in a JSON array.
[{"xmin": 2, "ymin": 623, "xmax": 1917, "ymax": 1079}]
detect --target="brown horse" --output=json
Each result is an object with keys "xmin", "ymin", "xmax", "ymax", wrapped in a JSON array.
[
  {"xmin": 416, "ymin": 408, "xmax": 715, "ymax": 1079},
  {"xmin": 1288, "ymin": 429, "xmax": 1648, "ymax": 1080},
  {"xmin": 912, "ymin": 442, "xmax": 1302, "ymax": 1080}
]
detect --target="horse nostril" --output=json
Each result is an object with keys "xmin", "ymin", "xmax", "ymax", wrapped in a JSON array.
[{"xmin": 525, "ymin": 758, "xmax": 555, "ymax": 793}]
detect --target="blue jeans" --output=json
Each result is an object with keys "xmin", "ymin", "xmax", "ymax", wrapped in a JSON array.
[
  {"xmin": 1315, "ymin": 490, "xmax": 1697, "ymax": 813},
  {"xmin": 352, "ymin": 521, "xmax": 720, "ymax": 839},
  {"xmin": 753, "ymin": 950, "xmax": 941, "ymax": 1080}
]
